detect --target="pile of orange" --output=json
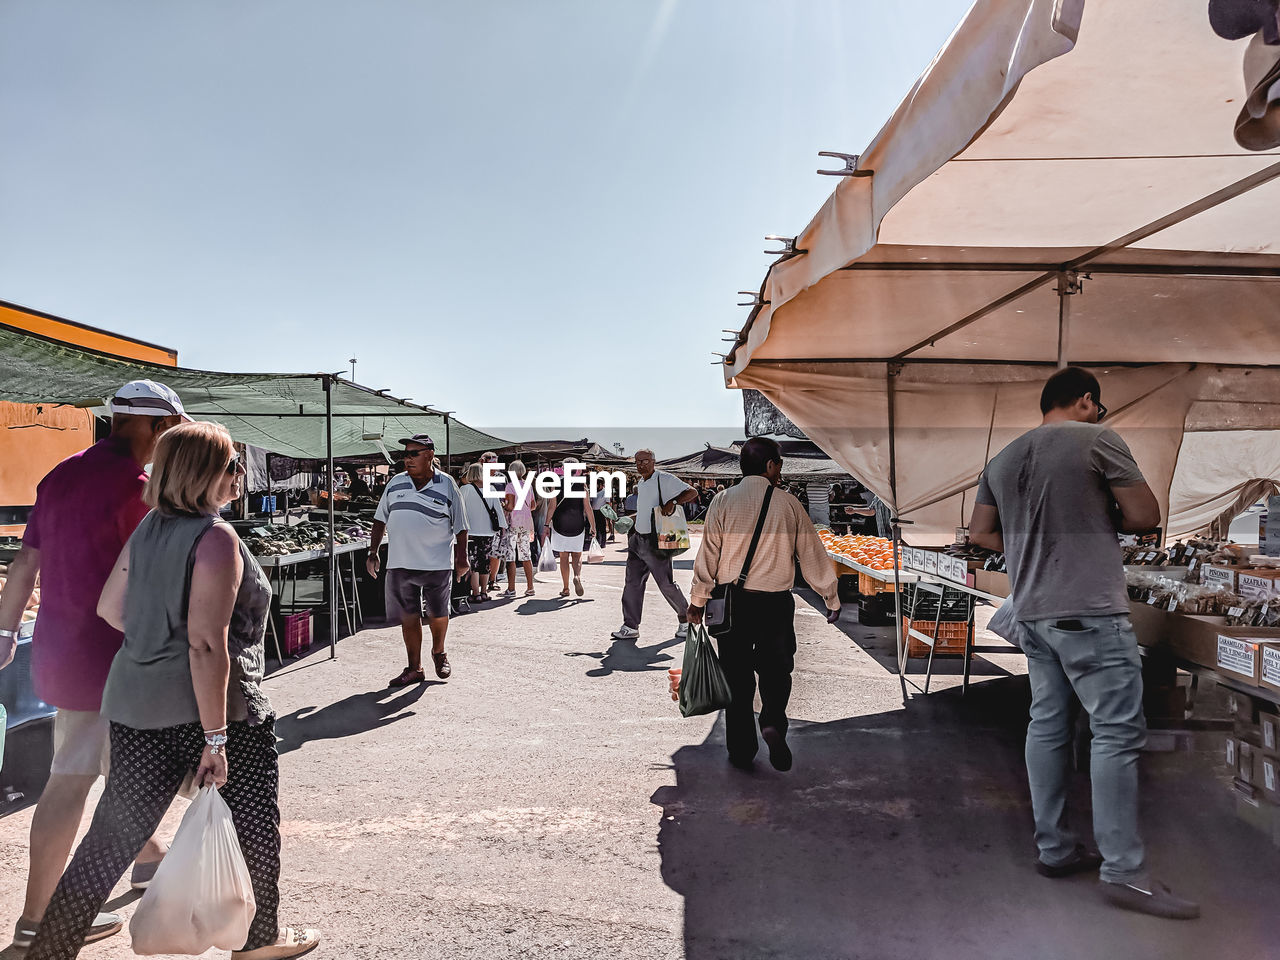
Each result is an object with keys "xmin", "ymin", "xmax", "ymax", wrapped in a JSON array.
[{"xmin": 816, "ymin": 530, "xmax": 897, "ymax": 571}]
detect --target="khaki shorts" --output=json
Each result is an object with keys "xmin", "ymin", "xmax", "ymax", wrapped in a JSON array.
[{"xmin": 51, "ymin": 709, "xmax": 111, "ymax": 778}]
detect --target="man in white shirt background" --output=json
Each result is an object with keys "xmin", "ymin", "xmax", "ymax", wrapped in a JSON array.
[
  {"xmin": 612, "ymin": 449, "xmax": 699, "ymax": 642},
  {"xmin": 367, "ymin": 435, "xmax": 469, "ymax": 687}
]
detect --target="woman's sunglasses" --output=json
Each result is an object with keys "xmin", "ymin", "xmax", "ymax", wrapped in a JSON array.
[{"xmin": 225, "ymin": 455, "xmax": 242, "ymax": 475}]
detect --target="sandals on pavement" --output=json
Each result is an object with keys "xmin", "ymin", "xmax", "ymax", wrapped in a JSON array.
[
  {"xmin": 432, "ymin": 651, "xmax": 451, "ymax": 679},
  {"xmin": 13, "ymin": 913, "xmax": 124, "ymax": 950},
  {"xmin": 232, "ymin": 926, "xmax": 321, "ymax": 960},
  {"xmin": 573, "ymin": 576, "xmax": 584, "ymax": 597},
  {"xmin": 559, "ymin": 588, "xmax": 570, "ymax": 598},
  {"xmin": 388, "ymin": 666, "xmax": 425, "ymax": 688},
  {"xmin": 524, "ymin": 588, "xmax": 536, "ymax": 596}
]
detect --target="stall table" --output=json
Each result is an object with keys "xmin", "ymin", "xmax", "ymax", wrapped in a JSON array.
[{"xmin": 255, "ymin": 539, "xmax": 368, "ymax": 662}]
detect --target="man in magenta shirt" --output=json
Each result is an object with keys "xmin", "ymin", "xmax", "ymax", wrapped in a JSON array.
[{"xmin": 0, "ymin": 380, "xmax": 189, "ymax": 950}]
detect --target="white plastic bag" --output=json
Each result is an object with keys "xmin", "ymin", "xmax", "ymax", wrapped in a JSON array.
[
  {"xmin": 537, "ymin": 536, "xmax": 557, "ymax": 573},
  {"xmin": 653, "ymin": 506, "xmax": 692, "ymax": 552},
  {"xmin": 130, "ymin": 785, "xmax": 256, "ymax": 955},
  {"xmin": 586, "ymin": 538, "xmax": 605, "ymax": 563}
]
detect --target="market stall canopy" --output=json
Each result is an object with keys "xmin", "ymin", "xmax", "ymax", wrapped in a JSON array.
[
  {"xmin": 485, "ymin": 439, "xmax": 633, "ymax": 467},
  {"xmin": 660, "ymin": 440, "xmax": 854, "ymax": 482},
  {"xmin": 0, "ymin": 319, "xmax": 507, "ymax": 460},
  {"xmin": 725, "ymin": 0, "xmax": 1280, "ymax": 543}
]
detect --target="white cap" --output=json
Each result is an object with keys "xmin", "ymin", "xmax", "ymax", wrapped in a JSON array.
[{"xmin": 109, "ymin": 380, "xmax": 193, "ymax": 421}]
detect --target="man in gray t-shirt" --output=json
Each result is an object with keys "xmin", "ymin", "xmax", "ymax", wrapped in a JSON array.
[
  {"xmin": 970, "ymin": 367, "xmax": 1198, "ymax": 920},
  {"xmin": 977, "ymin": 421, "xmax": 1144, "ymax": 622}
]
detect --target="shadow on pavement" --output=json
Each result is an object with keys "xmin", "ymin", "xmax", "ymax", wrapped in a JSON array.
[
  {"xmin": 651, "ymin": 676, "xmax": 1280, "ymax": 960},
  {"xmin": 565, "ymin": 635, "xmax": 682, "ymax": 676},
  {"xmin": 274, "ymin": 683, "xmax": 438, "ymax": 755},
  {"xmin": 797, "ymin": 587, "xmax": 1014, "ymax": 682}
]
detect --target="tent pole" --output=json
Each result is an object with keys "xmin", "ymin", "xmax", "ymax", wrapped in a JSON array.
[
  {"xmin": 444, "ymin": 414, "xmax": 452, "ymax": 473},
  {"xmin": 887, "ymin": 364, "xmax": 907, "ymax": 699},
  {"xmin": 1056, "ymin": 270, "xmax": 1080, "ymax": 368},
  {"xmin": 325, "ymin": 375, "xmax": 337, "ymax": 661}
]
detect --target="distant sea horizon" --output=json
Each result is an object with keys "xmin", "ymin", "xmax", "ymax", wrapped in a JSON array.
[{"xmin": 478, "ymin": 426, "xmax": 745, "ymax": 462}]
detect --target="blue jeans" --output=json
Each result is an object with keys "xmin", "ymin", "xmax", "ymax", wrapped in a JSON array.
[{"xmin": 1020, "ymin": 614, "xmax": 1147, "ymax": 884}]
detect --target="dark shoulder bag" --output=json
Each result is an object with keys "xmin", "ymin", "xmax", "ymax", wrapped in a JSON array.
[{"xmin": 706, "ymin": 485, "xmax": 774, "ymax": 638}]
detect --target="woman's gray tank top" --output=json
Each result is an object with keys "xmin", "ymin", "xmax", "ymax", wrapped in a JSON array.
[{"xmin": 101, "ymin": 511, "xmax": 273, "ymax": 730}]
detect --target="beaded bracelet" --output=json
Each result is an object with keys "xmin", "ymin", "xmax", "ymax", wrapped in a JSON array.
[{"xmin": 205, "ymin": 732, "xmax": 229, "ymax": 756}]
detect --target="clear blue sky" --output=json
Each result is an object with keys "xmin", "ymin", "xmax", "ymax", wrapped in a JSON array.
[{"xmin": 0, "ymin": 0, "xmax": 972, "ymax": 434}]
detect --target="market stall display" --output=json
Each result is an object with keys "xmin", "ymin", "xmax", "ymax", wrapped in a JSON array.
[{"xmin": 0, "ymin": 565, "xmax": 38, "ymax": 625}]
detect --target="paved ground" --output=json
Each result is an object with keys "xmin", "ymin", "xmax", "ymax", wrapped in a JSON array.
[{"xmin": 2, "ymin": 533, "xmax": 1279, "ymax": 959}]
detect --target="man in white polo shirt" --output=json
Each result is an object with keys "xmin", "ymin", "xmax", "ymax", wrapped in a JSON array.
[
  {"xmin": 612, "ymin": 448, "xmax": 699, "ymax": 641},
  {"xmin": 367, "ymin": 434, "xmax": 469, "ymax": 687}
]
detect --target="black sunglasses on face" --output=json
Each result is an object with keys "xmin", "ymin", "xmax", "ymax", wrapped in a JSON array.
[
  {"xmin": 403, "ymin": 448, "xmax": 433, "ymax": 459},
  {"xmin": 1094, "ymin": 399, "xmax": 1107, "ymax": 422},
  {"xmin": 225, "ymin": 455, "xmax": 242, "ymax": 475}
]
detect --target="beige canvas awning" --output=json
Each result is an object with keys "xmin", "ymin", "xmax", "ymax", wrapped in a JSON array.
[{"xmin": 725, "ymin": 0, "xmax": 1280, "ymax": 543}]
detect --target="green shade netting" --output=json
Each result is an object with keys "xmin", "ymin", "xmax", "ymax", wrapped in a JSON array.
[{"xmin": 0, "ymin": 322, "xmax": 506, "ymax": 459}]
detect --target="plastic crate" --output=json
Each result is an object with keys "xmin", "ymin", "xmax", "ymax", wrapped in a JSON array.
[
  {"xmin": 0, "ymin": 633, "xmax": 57, "ymax": 729},
  {"xmin": 858, "ymin": 572, "xmax": 897, "ymax": 595},
  {"xmin": 904, "ymin": 617, "xmax": 969, "ymax": 658},
  {"xmin": 857, "ymin": 591, "xmax": 895, "ymax": 627},
  {"xmin": 283, "ymin": 612, "xmax": 312, "ymax": 656}
]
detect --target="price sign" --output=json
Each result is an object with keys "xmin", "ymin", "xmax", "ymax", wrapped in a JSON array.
[
  {"xmin": 922, "ymin": 551, "xmax": 939, "ymax": 575},
  {"xmin": 1263, "ymin": 645, "xmax": 1280, "ymax": 687},
  {"xmin": 1217, "ymin": 636, "xmax": 1257, "ymax": 679},
  {"xmin": 1202, "ymin": 566, "xmax": 1237, "ymax": 589},
  {"xmin": 1238, "ymin": 573, "xmax": 1279, "ymax": 602}
]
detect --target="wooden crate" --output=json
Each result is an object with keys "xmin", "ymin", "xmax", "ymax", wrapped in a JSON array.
[{"xmin": 903, "ymin": 617, "xmax": 968, "ymax": 658}]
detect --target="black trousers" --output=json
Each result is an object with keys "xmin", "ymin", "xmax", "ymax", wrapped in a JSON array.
[
  {"xmin": 28, "ymin": 719, "xmax": 281, "ymax": 960},
  {"xmin": 715, "ymin": 590, "xmax": 797, "ymax": 763}
]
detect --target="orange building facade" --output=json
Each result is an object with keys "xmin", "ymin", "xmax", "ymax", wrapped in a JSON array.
[{"xmin": 0, "ymin": 301, "xmax": 178, "ymax": 535}]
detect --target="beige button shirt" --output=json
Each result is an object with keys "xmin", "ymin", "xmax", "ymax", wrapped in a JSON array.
[{"xmin": 691, "ymin": 476, "xmax": 840, "ymax": 607}]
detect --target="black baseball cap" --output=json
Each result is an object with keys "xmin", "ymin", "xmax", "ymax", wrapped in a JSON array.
[{"xmin": 397, "ymin": 434, "xmax": 435, "ymax": 448}]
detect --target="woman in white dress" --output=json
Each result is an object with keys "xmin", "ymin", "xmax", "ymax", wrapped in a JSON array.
[{"xmin": 542, "ymin": 457, "xmax": 597, "ymax": 598}]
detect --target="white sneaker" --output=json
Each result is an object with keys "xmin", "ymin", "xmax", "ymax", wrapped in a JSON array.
[
  {"xmin": 675, "ymin": 623, "xmax": 689, "ymax": 639},
  {"xmin": 611, "ymin": 625, "xmax": 640, "ymax": 640}
]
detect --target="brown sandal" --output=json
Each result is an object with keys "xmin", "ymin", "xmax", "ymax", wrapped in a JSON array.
[{"xmin": 432, "ymin": 651, "xmax": 451, "ymax": 679}]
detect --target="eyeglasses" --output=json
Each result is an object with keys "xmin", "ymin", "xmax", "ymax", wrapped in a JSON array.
[
  {"xmin": 225, "ymin": 455, "xmax": 242, "ymax": 475},
  {"xmin": 403, "ymin": 448, "xmax": 434, "ymax": 459},
  {"xmin": 1094, "ymin": 399, "xmax": 1108, "ymax": 422}
]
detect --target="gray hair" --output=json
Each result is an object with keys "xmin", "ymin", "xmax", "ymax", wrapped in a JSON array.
[
  {"xmin": 510, "ymin": 459, "xmax": 528, "ymax": 478},
  {"xmin": 634, "ymin": 448, "xmax": 655, "ymax": 460}
]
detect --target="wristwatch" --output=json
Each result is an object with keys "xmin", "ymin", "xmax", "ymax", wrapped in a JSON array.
[{"xmin": 0, "ymin": 628, "xmax": 18, "ymax": 641}]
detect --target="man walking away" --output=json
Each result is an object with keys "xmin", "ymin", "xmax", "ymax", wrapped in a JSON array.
[
  {"xmin": 367, "ymin": 435, "xmax": 469, "ymax": 686},
  {"xmin": 969, "ymin": 366, "xmax": 1198, "ymax": 920},
  {"xmin": 612, "ymin": 449, "xmax": 699, "ymax": 642},
  {"xmin": 0, "ymin": 380, "xmax": 189, "ymax": 950},
  {"xmin": 686, "ymin": 437, "xmax": 840, "ymax": 772}
]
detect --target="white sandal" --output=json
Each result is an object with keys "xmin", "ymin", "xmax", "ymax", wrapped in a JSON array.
[{"xmin": 232, "ymin": 926, "xmax": 321, "ymax": 960}]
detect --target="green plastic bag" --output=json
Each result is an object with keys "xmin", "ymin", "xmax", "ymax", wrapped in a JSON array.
[
  {"xmin": 601, "ymin": 504, "xmax": 618, "ymax": 522},
  {"xmin": 678, "ymin": 625, "xmax": 732, "ymax": 718},
  {"xmin": 614, "ymin": 515, "xmax": 635, "ymax": 536}
]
